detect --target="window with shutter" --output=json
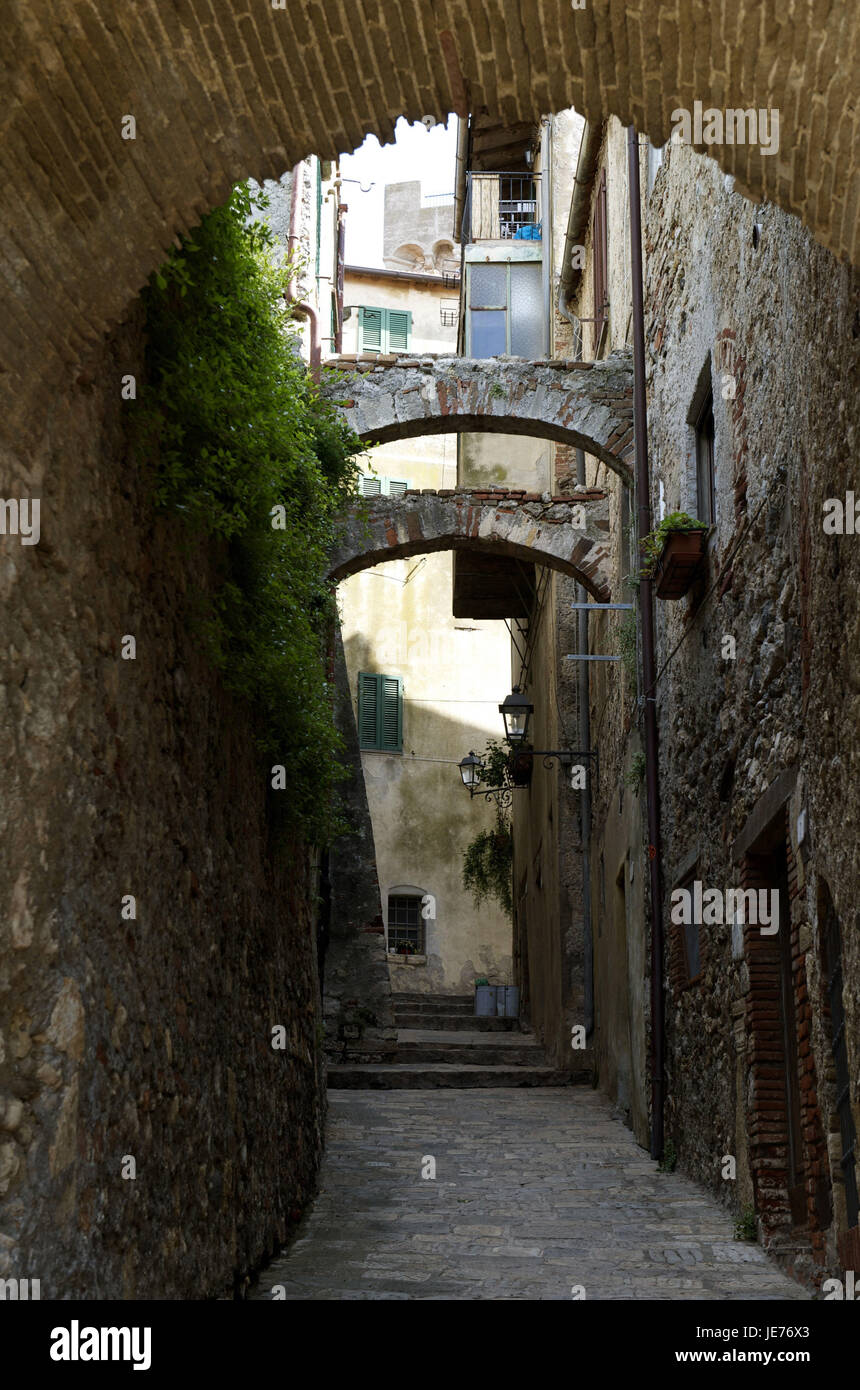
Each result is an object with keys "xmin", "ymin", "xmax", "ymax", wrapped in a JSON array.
[
  {"xmin": 357, "ymin": 672, "xmax": 403, "ymax": 751},
  {"xmin": 592, "ymin": 169, "xmax": 608, "ymax": 353},
  {"xmin": 387, "ymin": 310, "xmax": 411, "ymax": 352},
  {"xmin": 380, "ymin": 675, "xmax": 402, "ymax": 751},
  {"xmin": 359, "ymin": 307, "xmax": 383, "ymax": 352},
  {"xmin": 357, "ymin": 672, "xmax": 379, "ymax": 748},
  {"xmin": 357, "ymin": 307, "xmax": 411, "ymax": 354}
]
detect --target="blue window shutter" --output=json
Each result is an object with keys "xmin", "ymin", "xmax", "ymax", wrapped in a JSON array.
[{"xmin": 357, "ymin": 672, "xmax": 379, "ymax": 748}]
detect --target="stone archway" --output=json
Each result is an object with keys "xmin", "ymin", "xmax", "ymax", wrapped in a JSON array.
[
  {"xmin": 321, "ymin": 352, "xmax": 634, "ymax": 482},
  {"xmin": 328, "ymin": 485, "xmax": 613, "ymax": 600},
  {"xmin": 2, "ymin": 3, "xmax": 857, "ymax": 433}
]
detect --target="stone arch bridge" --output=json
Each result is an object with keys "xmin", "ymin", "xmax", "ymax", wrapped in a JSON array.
[
  {"xmin": 2, "ymin": 2, "xmax": 857, "ymax": 434},
  {"xmin": 328, "ymin": 485, "xmax": 612, "ymax": 601},
  {"xmin": 321, "ymin": 352, "xmax": 635, "ymax": 482}
]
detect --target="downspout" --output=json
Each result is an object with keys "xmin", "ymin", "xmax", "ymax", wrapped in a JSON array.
[
  {"xmin": 627, "ymin": 125, "xmax": 664, "ymax": 1161},
  {"xmin": 541, "ymin": 117, "xmax": 551, "ymax": 356},
  {"xmin": 453, "ymin": 113, "xmax": 470, "ymax": 243},
  {"xmin": 335, "ymin": 201, "xmax": 347, "ymax": 353},
  {"xmin": 575, "ymin": 446, "xmax": 594, "ymax": 1037},
  {"xmin": 557, "ymin": 121, "xmax": 602, "ymax": 351},
  {"xmin": 286, "ymin": 161, "xmax": 321, "ymax": 380}
]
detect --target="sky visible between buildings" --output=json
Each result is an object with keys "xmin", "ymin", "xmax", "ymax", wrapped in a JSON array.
[{"xmin": 341, "ymin": 115, "xmax": 458, "ymax": 267}]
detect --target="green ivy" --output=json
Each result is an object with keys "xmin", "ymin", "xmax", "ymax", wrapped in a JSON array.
[
  {"xmin": 133, "ymin": 183, "xmax": 363, "ymax": 843},
  {"xmin": 618, "ymin": 614, "xmax": 638, "ymax": 689},
  {"xmin": 463, "ymin": 808, "xmax": 513, "ymax": 918}
]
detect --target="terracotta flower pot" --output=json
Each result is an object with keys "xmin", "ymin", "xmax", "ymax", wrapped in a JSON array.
[{"xmin": 655, "ymin": 529, "xmax": 707, "ymax": 599}]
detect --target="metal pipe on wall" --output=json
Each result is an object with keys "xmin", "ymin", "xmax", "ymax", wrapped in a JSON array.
[
  {"xmin": 286, "ymin": 161, "xmax": 321, "ymax": 380},
  {"xmin": 626, "ymin": 124, "xmax": 665, "ymax": 1161},
  {"xmin": 575, "ymin": 446, "xmax": 594, "ymax": 1037}
]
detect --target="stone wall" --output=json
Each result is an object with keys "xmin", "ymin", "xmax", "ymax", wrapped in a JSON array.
[
  {"xmin": 324, "ymin": 630, "xmax": 396, "ymax": 1059},
  {"xmin": 0, "ymin": 311, "xmax": 325, "ymax": 1298},
  {"xmin": 644, "ymin": 138, "xmax": 860, "ymax": 1284}
]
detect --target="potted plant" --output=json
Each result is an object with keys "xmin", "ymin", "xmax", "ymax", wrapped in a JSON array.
[{"xmin": 641, "ymin": 511, "xmax": 708, "ymax": 599}]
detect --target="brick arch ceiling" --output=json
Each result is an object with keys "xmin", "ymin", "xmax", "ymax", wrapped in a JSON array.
[{"xmin": 2, "ymin": 2, "xmax": 856, "ymax": 433}]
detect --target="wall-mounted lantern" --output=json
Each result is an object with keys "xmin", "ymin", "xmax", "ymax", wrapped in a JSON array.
[{"xmin": 499, "ymin": 686, "xmax": 533, "ymax": 745}]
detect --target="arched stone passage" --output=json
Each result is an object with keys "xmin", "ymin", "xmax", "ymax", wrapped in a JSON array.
[
  {"xmin": 321, "ymin": 352, "xmax": 634, "ymax": 482},
  {"xmin": 328, "ymin": 487, "xmax": 613, "ymax": 601},
  {"xmin": 2, "ymin": 3, "xmax": 856, "ymax": 432}
]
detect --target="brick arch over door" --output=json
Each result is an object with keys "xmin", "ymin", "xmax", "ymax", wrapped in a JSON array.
[
  {"xmin": 321, "ymin": 352, "xmax": 635, "ymax": 483},
  {"xmin": 2, "ymin": 2, "xmax": 857, "ymax": 433},
  {"xmin": 327, "ymin": 488, "xmax": 613, "ymax": 601}
]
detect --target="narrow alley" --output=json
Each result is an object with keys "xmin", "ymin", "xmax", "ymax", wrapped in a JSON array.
[{"xmin": 252, "ymin": 1088, "xmax": 806, "ymax": 1301}]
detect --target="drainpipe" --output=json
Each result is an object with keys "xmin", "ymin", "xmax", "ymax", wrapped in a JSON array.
[
  {"xmin": 335, "ymin": 201, "xmax": 347, "ymax": 353},
  {"xmin": 575, "ymin": 446, "xmax": 594, "ymax": 1037},
  {"xmin": 453, "ymin": 113, "xmax": 470, "ymax": 243},
  {"xmin": 286, "ymin": 161, "xmax": 321, "ymax": 380},
  {"xmin": 557, "ymin": 121, "xmax": 602, "ymax": 352},
  {"xmin": 627, "ymin": 125, "xmax": 664, "ymax": 1161}
]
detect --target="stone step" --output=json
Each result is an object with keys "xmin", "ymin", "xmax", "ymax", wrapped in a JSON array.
[
  {"xmin": 393, "ymin": 1011, "xmax": 518, "ymax": 1031},
  {"xmin": 327, "ymin": 1063, "xmax": 586, "ymax": 1089},
  {"xmin": 392, "ymin": 1029, "xmax": 544, "ymax": 1066},
  {"xmin": 391, "ymin": 992, "xmax": 473, "ymax": 1006},
  {"xmin": 392, "ymin": 997, "xmax": 474, "ymax": 1014}
]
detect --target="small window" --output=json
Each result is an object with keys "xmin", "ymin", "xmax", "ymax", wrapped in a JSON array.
[
  {"xmin": 387, "ymin": 893, "xmax": 424, "ymax": 953},
  {"xmin": 592, "ymin": 168, "xmax": 608, "ymax": 353},
  {"xmin": 677, "ymin": 872, "xmax": 702, "ymax": 984},
  {"xmin": 695, "ymin": 390, "xmax": 716, "ymax": 527},
  {"xmin": 358, "ymin": 306, "xmax": 412, "ymax": 354},
  {"xmin": 359, "ymin": 476, "xmax": 408, "ymax": 497},
  {"xmin": 358, "ymin": 672, "xmax": 403, "ymax": 752},
  {"xmin": 466, "ymin": 261, "xmax": 544, "ymax": 357}
]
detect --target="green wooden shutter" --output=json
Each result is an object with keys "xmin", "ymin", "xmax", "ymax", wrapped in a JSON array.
[
  {"xmin": 387, "ymin": 310, "xmax": 411, "ymax": 352},
  {"xmin": 359, "ymin": 307, "xmax": 383, "ymax": 352},
  {"xmin": 380, "ymin": 676, "xmax": 403, "ymax": 751},
  {"xmin": 358, "ymin": 673, "xmax": 402, "ymax": 750},
  {"xmin": 357, "ymin": 672, "xmax": 379, "ymax": 748}
]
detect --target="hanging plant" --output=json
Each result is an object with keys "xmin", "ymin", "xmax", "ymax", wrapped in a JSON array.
[
  {"xmin": 462, "ymin": 808, "xmax": 513, "ymax": 918},
  {"xmin": 640, "ymin": 511, "xmax": 708, "ymax": 571}
]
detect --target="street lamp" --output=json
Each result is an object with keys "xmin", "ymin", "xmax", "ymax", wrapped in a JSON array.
[
  {"xmin": 499, "ymin": 686, "xmax": 533, "ymax": 745},
  {"xmin": 458, "ymin": 751, "xmax": 484, "ymax": 790}
]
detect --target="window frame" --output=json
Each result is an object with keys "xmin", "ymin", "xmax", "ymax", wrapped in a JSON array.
[
  {"xmin": 465, "ymin": 261, "xmax": 545, "ymax": 357},
  {"xmin": 357, "ymin": 305, "xmax": 412, "ymax": 354},
  {"xmin": 592, "ymin": 167, "xmax": 609, "ymax": 354},
  {"xmin": 694, "ymin": 390, "xmax": 716, "ymax": 528},
  {"xmin": 386, "ymin": 892, "xmax": 425, "ymax": 954},
  {"xmin": 357, "ymin": 671, "xmax": 403, "ymax": 753}
]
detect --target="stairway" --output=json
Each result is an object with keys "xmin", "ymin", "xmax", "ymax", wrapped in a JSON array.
[{"xmin": 327, "ymin": 991, "xmax": 585, "ymax": 1088}]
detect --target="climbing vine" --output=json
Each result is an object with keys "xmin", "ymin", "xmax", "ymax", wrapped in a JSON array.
[
  {"xmin": 134, "ymin": 183, "xmax": 363, "ymax": 842},
  {"xmin": 462, "ymin": 806, "xmax": 514, "ymax": 919}
]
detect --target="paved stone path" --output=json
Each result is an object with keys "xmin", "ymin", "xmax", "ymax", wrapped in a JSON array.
[{"xmin": 252, "ymin": 1088, "xmax": 809, "ymax": 1300}]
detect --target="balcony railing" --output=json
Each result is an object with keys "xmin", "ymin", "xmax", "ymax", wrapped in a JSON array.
[{"xmin": 463, "ymin": 172, "xmax": 541, "ymax": 244}]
